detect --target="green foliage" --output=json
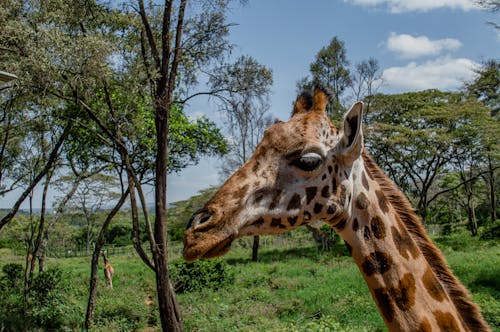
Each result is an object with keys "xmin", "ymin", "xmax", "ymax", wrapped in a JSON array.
[
  {"xmin": 105, "ymin": 222, "xmax": 132, "ymax": 246},
  {"xmin": 366, "ymin": 90, "xmax": 496, "ymax": 223},
  {"xmin": 0, "ymin": 265, "xmax": 79, "ymax": 331},
  {"xmin": 298, "ymin": 36, "xmax": 351, "ymax": 119},
  {"xmin": 467, "ymin": 59, "xmax": 500, "ymax": 118},
  {"xmin": 168, "ymin": 105, "xmax": 228, "ymax": 173},
  {"xmin": 170, "ymin": 258, "xmax": 234, "ymax": 293},
  {"xmin": 480, "ymin": 219, "xmax": 500, "ymax": 240}
]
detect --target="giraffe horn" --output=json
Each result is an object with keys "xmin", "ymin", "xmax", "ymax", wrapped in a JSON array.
[
  {"xmin": 292, "ymin": 91, "xmax": 313, "ymax": 116},
  {"xmin": 312, "ymin": 85, "xmax": 330, "ymax": 112}
]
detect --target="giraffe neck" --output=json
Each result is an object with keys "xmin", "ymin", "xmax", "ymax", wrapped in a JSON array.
[{"xmin": 325, "ymin": 152, "xmax": 490, "ymax": 332}]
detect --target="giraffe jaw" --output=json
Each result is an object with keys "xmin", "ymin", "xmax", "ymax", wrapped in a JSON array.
[{"xmin": 183, "ymin": 231, "xmax": 236, "ymax": 262}]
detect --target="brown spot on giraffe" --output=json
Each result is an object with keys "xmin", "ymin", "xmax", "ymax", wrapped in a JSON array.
[
  {"xmin": 251, "ymin": 217, "xmax": 264, "ymax": 227},
  {"xmin": 361, "ymin": 251, "xmax": 392, "ymax": 276},
  {"xmin": 326, "ymin": 204, "xmax": 337, "ymax": 215},
  {"xmin": 271, "ymin": 218, "xmax": 286, "ymax": 229},
  {"xmin": 321, "ymin": 185, "xmax": 330, "ymax": 198},
  {"xmin": 305, "ymin": 187, "xmax": 317, "ymax": 205},
  {"xmin": 287, "ymin": 193, "xmax": 301, "ymax": 211},
  {"xmin": 333, "ymin": 217, "xmax": 347, "ymax": 231},
  {"xmin": 269, "ymin": 189, "xmax": 284, "ymax": 210},
  {"xmin": 355, "ymin": 192, "xmax": 369, "ymax": 210},
  {"xmin": 391, "ymin": 217, "xmax": 420, "ymax": 260},
  {"xmin": 434, "ymin": 310, "xmax": 460, "ymax": 332},
  {"xmin": 364, "ymin": 226, "xmax": 371, "ymax": 240},
  {"xmin": 375, "ymin": 190, "xmax": 389, "ymax": 213},
  {"xmin": 352, "ymin": 218, "xmax": 359, "ymax": 232},
  {"xmin": 373, "ymin": 287, "xmax": 395, "ymax": 323},
  {"xmin": 314, "ymin": 203, "xmax": 323, "ymax": 214},
  {"xmin": 389, "ymin": 273, "xmax": 416, "ymax": 311},
  {"xmin": 417, "ymin": 318, "xmax": 432, "ymax": 332},
  {"xmin": 422, "ymin": 267, "xmax": 446, "ymax": 302},
  {"xmin": 370, "ymin": 215, "xmax": 386, "ymax": 240},
  {"xmin": 287, "ymin": 216, "xmax": 298, "ymax": 226}
]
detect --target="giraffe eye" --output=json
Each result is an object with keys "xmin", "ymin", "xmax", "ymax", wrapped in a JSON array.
[{"xmin": 291, "ymin": 152, "xmax": 324, "ymax": 172}]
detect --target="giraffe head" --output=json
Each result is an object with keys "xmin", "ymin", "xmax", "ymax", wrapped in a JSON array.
[{"xmin": 183, "ymin": 87, "xmax": 363, "ymax": 262}]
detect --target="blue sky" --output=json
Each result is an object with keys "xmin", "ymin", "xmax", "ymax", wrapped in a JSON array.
[
  {"xmin": 167, "ymin": 0, "xmax": 499, "ymax": 203},
  {"xmin": 1, "ymin": 0, "xmax": 498, "ymax": 209}
]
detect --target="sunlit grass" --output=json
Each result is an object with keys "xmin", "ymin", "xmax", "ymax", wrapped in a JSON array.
[{"xmin": 0, "ymin": 237, "xmax": 498, "ymax": 331}]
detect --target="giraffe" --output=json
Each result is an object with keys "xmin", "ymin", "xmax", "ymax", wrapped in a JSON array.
[
  {"xmin": 183, "ymin": 87, "xmax": 491, "ymax": 331},
  {"xmin": 101, "ymin": 250, "xmax": 114, "ymax": 288}
]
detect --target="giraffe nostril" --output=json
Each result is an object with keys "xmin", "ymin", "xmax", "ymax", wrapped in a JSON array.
[
  {"xmin": 186, "ymin": 210, "xmax": 212, "ymax": 229},
  {"xmin": 199, "ymin": 214, "xmax": 211, "ymax": 224}
]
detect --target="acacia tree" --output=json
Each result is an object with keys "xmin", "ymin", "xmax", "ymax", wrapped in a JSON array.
[
  {"xmin": 365, "ymin": 90, "xmax": 491, "ymax": 224},
  {"xmin": 298, "ymin": 36, "xmax": 351, "ymax": 119},
  {"xmin": 209, "ymin": 55, "xmax": 273, "ymax": 261}
]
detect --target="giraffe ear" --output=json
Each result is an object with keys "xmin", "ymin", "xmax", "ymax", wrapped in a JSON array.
[
  {"xmin": 292, "ymin": 91, "xmax": 313, "ymax": 116},
  {"xmin": 340, "ymin": 102, "xmax": 364, "ymax": 164}
]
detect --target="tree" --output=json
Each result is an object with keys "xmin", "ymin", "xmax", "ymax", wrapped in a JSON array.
[
  {"xmin": 365, "ymin": 90, "xmax": 491, "ymax": 224},
  {"xmin": 1, "ymin": 0, "xmax": 253, "ymax": 329},
  {"xmin": 298, "ymin": 37, "xmax": 351, "ymax": 119},
  {"xmin": 350, "ymin": 58, "xmax": 381, "ymax": 117},
  {"xmin": 209, "ymin": 55, "xmax": 273, "ymax": 261},
  {"xmin": 466, "ymin": 59, "xmax": 500, "ymax": 222}
]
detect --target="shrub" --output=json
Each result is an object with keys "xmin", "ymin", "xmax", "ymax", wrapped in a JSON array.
[
  {"xmin": 170, "ymin": 258, "xmax": 234, "ymax": 293},
  {"xmin": 0, "ymin": 265, "xmax": 80, "ymax": 331},
  {"xmin": 480, "ymin": 219, "xmax": 500, "ymax": 240},
  {"xmin": 106, "ymin": 223, "xmax": 132, "ymax": 246}
]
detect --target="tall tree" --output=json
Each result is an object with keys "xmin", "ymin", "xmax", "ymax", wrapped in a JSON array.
[
  {"xmin": 350, "ymin": 58, "xmax": 381, "ymax": 117},
  {"xmin": 209, "ymin": 55, "xmax": 273, "ymax": 261},
  {"xmin": 465, "ymin": 59, "xmax": 500, "ymax": 222},
  {"xmin": 298, "ymin": 37, "xmax": 351, "ymax": 119}
]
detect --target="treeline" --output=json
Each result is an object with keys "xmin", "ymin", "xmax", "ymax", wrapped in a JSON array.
[
  {"xmin": 0, "ymin": 0, "xmax": 498, "ymax": 331},
  {"xmin": 0, "ymin": 0, "xmax": 274, "ymax": 330}
]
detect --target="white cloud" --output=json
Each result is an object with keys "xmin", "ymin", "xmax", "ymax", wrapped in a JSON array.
[
  {"xmin": 348, "ymin": 0, "xmax": 478, "ymax": 13},
  {"xmin": 380, "ymin": 57, "xmax": 479, "ymax": 92},
  {"xmin": 386, "ymin": 33, "xmax": 462, "ymax": 58}
]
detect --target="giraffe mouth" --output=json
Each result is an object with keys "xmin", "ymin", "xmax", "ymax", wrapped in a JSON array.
[{"xmin": 183, "ymin": 231, "xmax": 236, "ymax": 262}]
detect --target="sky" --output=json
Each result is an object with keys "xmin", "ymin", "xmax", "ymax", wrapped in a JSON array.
[
  {"xmin": 166, "ymin": 0, "xmax": 500, "ymax": 203},
  {"xmin": 1, "ymin": 0, "xmax": 498, "ymax": 209}
]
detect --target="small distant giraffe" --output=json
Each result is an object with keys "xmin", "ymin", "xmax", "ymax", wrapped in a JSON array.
[
  {"xmin": 183, "ymin": 87, "xmax": 491, "ymax": 331},
  {"xmin": 101, "ymin": 250, "xmax": 114, "ymax": 288}
]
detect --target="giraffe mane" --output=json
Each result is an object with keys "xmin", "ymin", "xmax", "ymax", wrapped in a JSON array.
[{"xmin": 361, "ymin": 151, "xmax": 490, "ymax": 332}]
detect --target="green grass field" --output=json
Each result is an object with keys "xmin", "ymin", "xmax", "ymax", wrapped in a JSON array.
[{"xmin": 0, "ymin": 235, "xmax": 499, "ymax": 331}]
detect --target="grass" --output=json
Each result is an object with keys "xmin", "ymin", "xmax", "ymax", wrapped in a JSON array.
[{"xmin": 0, "ymin": 236, "xmax": 499, "ymax": 331}]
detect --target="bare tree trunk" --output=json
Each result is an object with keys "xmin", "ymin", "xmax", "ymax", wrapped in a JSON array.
[
  {"xmin": 251, "ymin": 236, "xmax": 260, "ymax": 261},
  {"xmin": 28, "ymin": 170, "xmax": 52, "ymax": 285},
  {"xmin": 487, "ymin": 154, "xmax": 497, "ymax": 222},
  {"xmin": 84, "ymin": 189, "xmax": 129, "ymax": 330},
  {"xmin": 137, "ymin": 0, "xmax": 187, "ymax": 329}
]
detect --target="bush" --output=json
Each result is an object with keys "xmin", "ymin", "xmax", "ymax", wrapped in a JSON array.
[
  {"xmin": 0, "ymin": 265, "xmax": 79, "ymax": 331},
  {"xmin": 170, "ymin": 258, "xmax": 234, "ymax": 293},
  {"xmin": 480, "ymin": 219, "xmax": 500, "ymax": 240},
  {"xmin": 106, "ymin": 223, "xmax": 132, "ymax": 246}
]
